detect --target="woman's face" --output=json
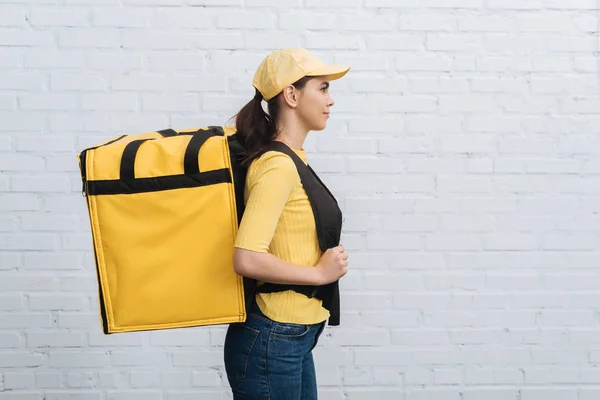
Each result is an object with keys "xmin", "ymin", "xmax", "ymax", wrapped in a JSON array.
[{"xmin": 296, "ymin": 76, "xmax": 335, "ymax": 132}]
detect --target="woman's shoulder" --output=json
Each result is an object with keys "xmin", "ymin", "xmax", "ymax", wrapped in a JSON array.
[
  {"xmin": 245, "ymin": 150, "xmax": 301, "ymax": 190},
  {"xmin": 249, "ymin": 150, "xmax": 298, "ymax": 175}
]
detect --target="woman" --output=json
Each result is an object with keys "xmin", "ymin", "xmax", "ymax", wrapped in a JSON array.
[{"xmin": 224, "ymin": 48, "xmax": 350, "ymax": 400}]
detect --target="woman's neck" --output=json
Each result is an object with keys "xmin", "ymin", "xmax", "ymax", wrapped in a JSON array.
[{"xmin": 275, "ymin": 119, "xmax": 309, "ymax": 150}]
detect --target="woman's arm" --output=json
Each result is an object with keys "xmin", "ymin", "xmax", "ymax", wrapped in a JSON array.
[{"xmin": 233, "ymin": 248, "xmax": 323, "ymax": 286}]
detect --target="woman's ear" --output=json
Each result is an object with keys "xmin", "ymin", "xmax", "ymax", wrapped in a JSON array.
[{"xmin": 281, "ymin": 85, "xmax": 298, "ymax": 108}]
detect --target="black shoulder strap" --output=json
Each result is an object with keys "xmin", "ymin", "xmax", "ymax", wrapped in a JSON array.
[{"xmin": 250, "ymin": 142, "xmax": 340, "ymax": 326}]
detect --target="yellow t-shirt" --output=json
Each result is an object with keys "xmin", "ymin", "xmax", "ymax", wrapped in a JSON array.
[{"xmin": 234, "ymin": 148, "xmax": 330, "ymax": 325}]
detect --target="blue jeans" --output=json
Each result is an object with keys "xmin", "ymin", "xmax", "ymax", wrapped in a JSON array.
[{"xmin": 224, "ymin": 302, "xmax": 326, "ymax": 400}]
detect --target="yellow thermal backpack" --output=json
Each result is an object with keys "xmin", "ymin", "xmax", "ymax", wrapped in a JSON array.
[
  {"xmin": 79, "ymin": 126, "xmax": 343, "ymax": 334},
  {"xmin": 78, "ymin": 126, "xmax": 251, "ymax": 334}
]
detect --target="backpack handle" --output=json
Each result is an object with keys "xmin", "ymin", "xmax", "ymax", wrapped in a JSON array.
[{"xmin": 119, "ymin": 127, "xmax": 224, "ymax": 180}]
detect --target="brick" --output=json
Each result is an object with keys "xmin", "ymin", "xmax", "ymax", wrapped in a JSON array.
[
  {"xmin": 93, "ymin": 9, "xmax": 147, "ymax": 27},
  {"xmin": 0, "ymin": 353, "xmax": 43, "ymax": 367},
  {"xmin": 142, "ymin": 94, "xmax": 199, "ymax": 112},
  {"xmin": 66, "ymin": 372, "xmax": 96, "ymax": 388},
  {"xmin": 26, "ymin": 332, "xmax": 84, "ymax": 347},
  {"xmin": 30, "ymin": 10, "xmax": 88, "ymax": 27},
  {"xmin": 59, "ymin": 29, "xmax": 119, "ymax": 48},
  {"xmin": 0, "ymin": 294, "xmax": 22, "ymax": 310},
  {"xmin": 216, "ymin": 11, "xmax": 275, "ymax": 29},
  {"xmin": 367, "ymin": 34, "xmax": 423, "ymax": 50},
  {"xmin": 305, "ymin": 33, "xmax": 361, "ymax": 49},
  {"xmin": 45, "ymin": 393, "xmax": 101, "ymax": 400},
  {"xmin": 49, "ymin": 352, "xmax": 109, "ymax": 368},
  {"xmin": 0, "ymin": 30, "xmax": 54, "ymax": 46}
]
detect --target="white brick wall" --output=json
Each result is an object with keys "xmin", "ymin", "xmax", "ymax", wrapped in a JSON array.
[{"xmin": 1, "ymin": 0, "xmax": 599, "ymax": 398}]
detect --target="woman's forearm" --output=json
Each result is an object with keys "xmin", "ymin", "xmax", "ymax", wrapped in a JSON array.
[{"xmin": 233, "ymin": 248, "xmax": 323, "ymax": 286}]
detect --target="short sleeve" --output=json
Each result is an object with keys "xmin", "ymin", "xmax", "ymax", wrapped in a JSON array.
[{"xmin": 234, "ymin": 152, "xmax": 300, "ymax": 253}]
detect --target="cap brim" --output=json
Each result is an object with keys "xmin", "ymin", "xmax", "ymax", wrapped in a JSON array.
[{"xmin": 306, "ymin": 64, "xmax": 350, "ymax": 81}]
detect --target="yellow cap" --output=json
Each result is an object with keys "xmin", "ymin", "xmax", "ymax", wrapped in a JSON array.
[{"xmin": 252, "ymin": 48, "xmax": 350, "ymax": 101}]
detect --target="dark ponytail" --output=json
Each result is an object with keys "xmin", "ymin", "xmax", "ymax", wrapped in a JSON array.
[
  {"xmin": 235, "ymin": 89, "xmax": 280, "ymax": 166},
  {"xmin": 234, "ymin": 76, "xmax": 313, "ymax": 166}
]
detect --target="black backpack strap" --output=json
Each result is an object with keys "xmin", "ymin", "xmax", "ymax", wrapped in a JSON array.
[{"xmin": 251, "ymin": 142, "xmax": 340, "ymax": 326}]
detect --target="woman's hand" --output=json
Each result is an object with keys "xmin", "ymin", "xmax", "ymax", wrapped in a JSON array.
[{"xmin": 315, "ymin": 244, "xmax": 348, "ymax": 285}]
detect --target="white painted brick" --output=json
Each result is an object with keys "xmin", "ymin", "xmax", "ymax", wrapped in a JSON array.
[
  {"xmin": 88, "ymin": 332, "xmax": 144, "ymax": 347},
  {"xmin": 340, "ymin": 367, "xmax": 371, "ymax": 386},
  {"xmin": 409, "ymin": 77, "xmax": 469, "ymax": 94},
  {"xmin": 191, "ymin": 371, "xmax": 220, "ymax": 387},
  {"xmin": 112, "ymin": 351, "xmax": 170, "ymax": 366},
  {"xmin": 422, "ymin": 0, "xmax": 483, "ymax": 7},
  {"xmin": 406, "ymin": 388, "xmax": 461, "ymax": 400},
  {"xmin": 0, "ymin": 6, "xmax": 27, "ymax": 26},
  {"xmin": 105, "ymin": 392, "xmax": 162, "ymax": 400},
  {"xmin": 27, "ymin": 332, "xmax": 84, "ymax": 348},
  {"xmin": 392, "ymin": 329, "xmax": 450, "ymax": 345},
  {"xmin": 338, "ymin": 15, "xmax": 397, "ymax": 31},
  {"xmin": 45, "ymin": 393, "xmax": 102, "ymax": 400},
  {"xmin": 361, "ymin": 312, "xmax": 419, "ymax": 328},
  {"xmin": 50, "ymin": 74, "xmax": 107, "ymax": 91},
  {"xmin": 81, "ymin": 94, "xmax": 138, "ymax": 111},
  {"xmin": 29, "ymin": 294, "xmax": 89, "ymax": 311},
  {"xmin": 93, "ymin": 9, "xmax": 147, "ymax": 28},
  {"xmin": 0, "ymin": 234, "xmax": 58, "ymax": 251},
  {"xmin": 11, "ymin": 176, "xmax": 71, "ymax": 193},
  {"xmin": 57, "ymin": 312, "xmax": 100, "ymax": 329},
  {"xmin": 49, "ymin": 351, "xmax": 109, "ymax": 368},
  {"xmin": 521, "ymin": 388, "xmax": 578, "ymax": 400},
  {"xmin": 463, "ymin": 389, "xmax": 519, "ymax": 400},
  {"xmin": 66, "ymin": 372, "xmax": 96, "ymax": 388},
  {"xmin": 0, "ymin": 294, "xmax": 22, "ymax": 310},
  {"xmin": 354, "ymin": 350, "xmax": 411, "ymax": 366},
  {"xmin": 0, "ymin": 332, "xmax": 21, "ymax": 348},
  {"xmin": 19, "ymin": 94, "xmax": 78, "ymax": 111},
  {"xmin": 246, "ymin": 0, "xmax": 300, "ymax": 6},
  {"xmin": 142, "ymin": 93, "xmax": 198, "ymax": 112},
  {"xmin": 162, "ymin": 372, "xmax": 192, "ymax": 388},
  {"xmin": 395, "ymin": 54, "xmax": 453, "ymax": 71},
  {"xmin": 0, "ymin": 94, "xmax": 15, "ymax": 110},
  {"xmin": 58, "ymin": 29, "xmax": 120, "ymax": 48},
  {"xmin": 367, "ymin": 34, "xmax": 423, "ymax": 50},
  {"xmin": 489, "ymin": 0, "xmax": 542, "ymax": 9},
  {"xmin": 0, "ymin": 216, "xmax": 18, "ymax": 232},
  {"xmin": 580, "ymin": 389, "xmax": 600, "ymax": 400},
  {"xmin": 459, "ymin": 16, "xmax": 514, "ymax": 32},
  {"xmin": 246, "ymin": 31, "xmax": 304, "ymax": 50},
  {"xmin": 544, "ymin": 0, "xmax": 598, "ymax": 9},
  {"xmin": 0, "ymin": 353, "xmax": 43, "ymax": 367},
  {"xmin": 483, "ymin": 234, "xmax": 539, "ymax": 250},
  {"xmin": 86, "ymin": 53, "xmax": 142, "ymax": 71},
  {"xmin": 216, "ymin": 11, "xmax": 275, "ymax": 29},
  {"xmin": 427, "ymin": 34, "xmax": 481, "ymax": 51},
  {"xmin": 346, "ymin": 389, "xmax": 404, "ymax": 400},
  {"xmin": 305, "ymin": 33, "xmax": 361, "ymax": 49},
  {"xmin": 471, "ymin": 77, "xmax": 528, "ymax": 93},
  {"xmin": 96, "ymin": 372, "xmax": 129, "ymax": 389},
  {"xmin": 399, "ymin": 14, "xmax": 456, "ymax": 31},
  {"xmin": 30, "ymin": 9, "xmax": 89, "ymax": 27},
  {"xmin": 278, "ymin": 12, "xmax": 333, "ymax": 30},
  {"xmin": 148, "ymin": 329, "xmax": 207, "ymax": 346},
  {"xmin": 130, "ymin": 372, "xmax": 159, "ymax": 388},
  {"xmin": 0, "ymin": 30, "xmax": 54, "ymax": 46},
  {"xmin": 425, "ymin": 234, "xmax": 481, "ymax": 250},
  {"xmin": 3, "ymin": 373, "xmax": 35, "ymax": 390},
  {"xmin": 0, "ymin": 394, "xmax": 43, "ymax": 400}
]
